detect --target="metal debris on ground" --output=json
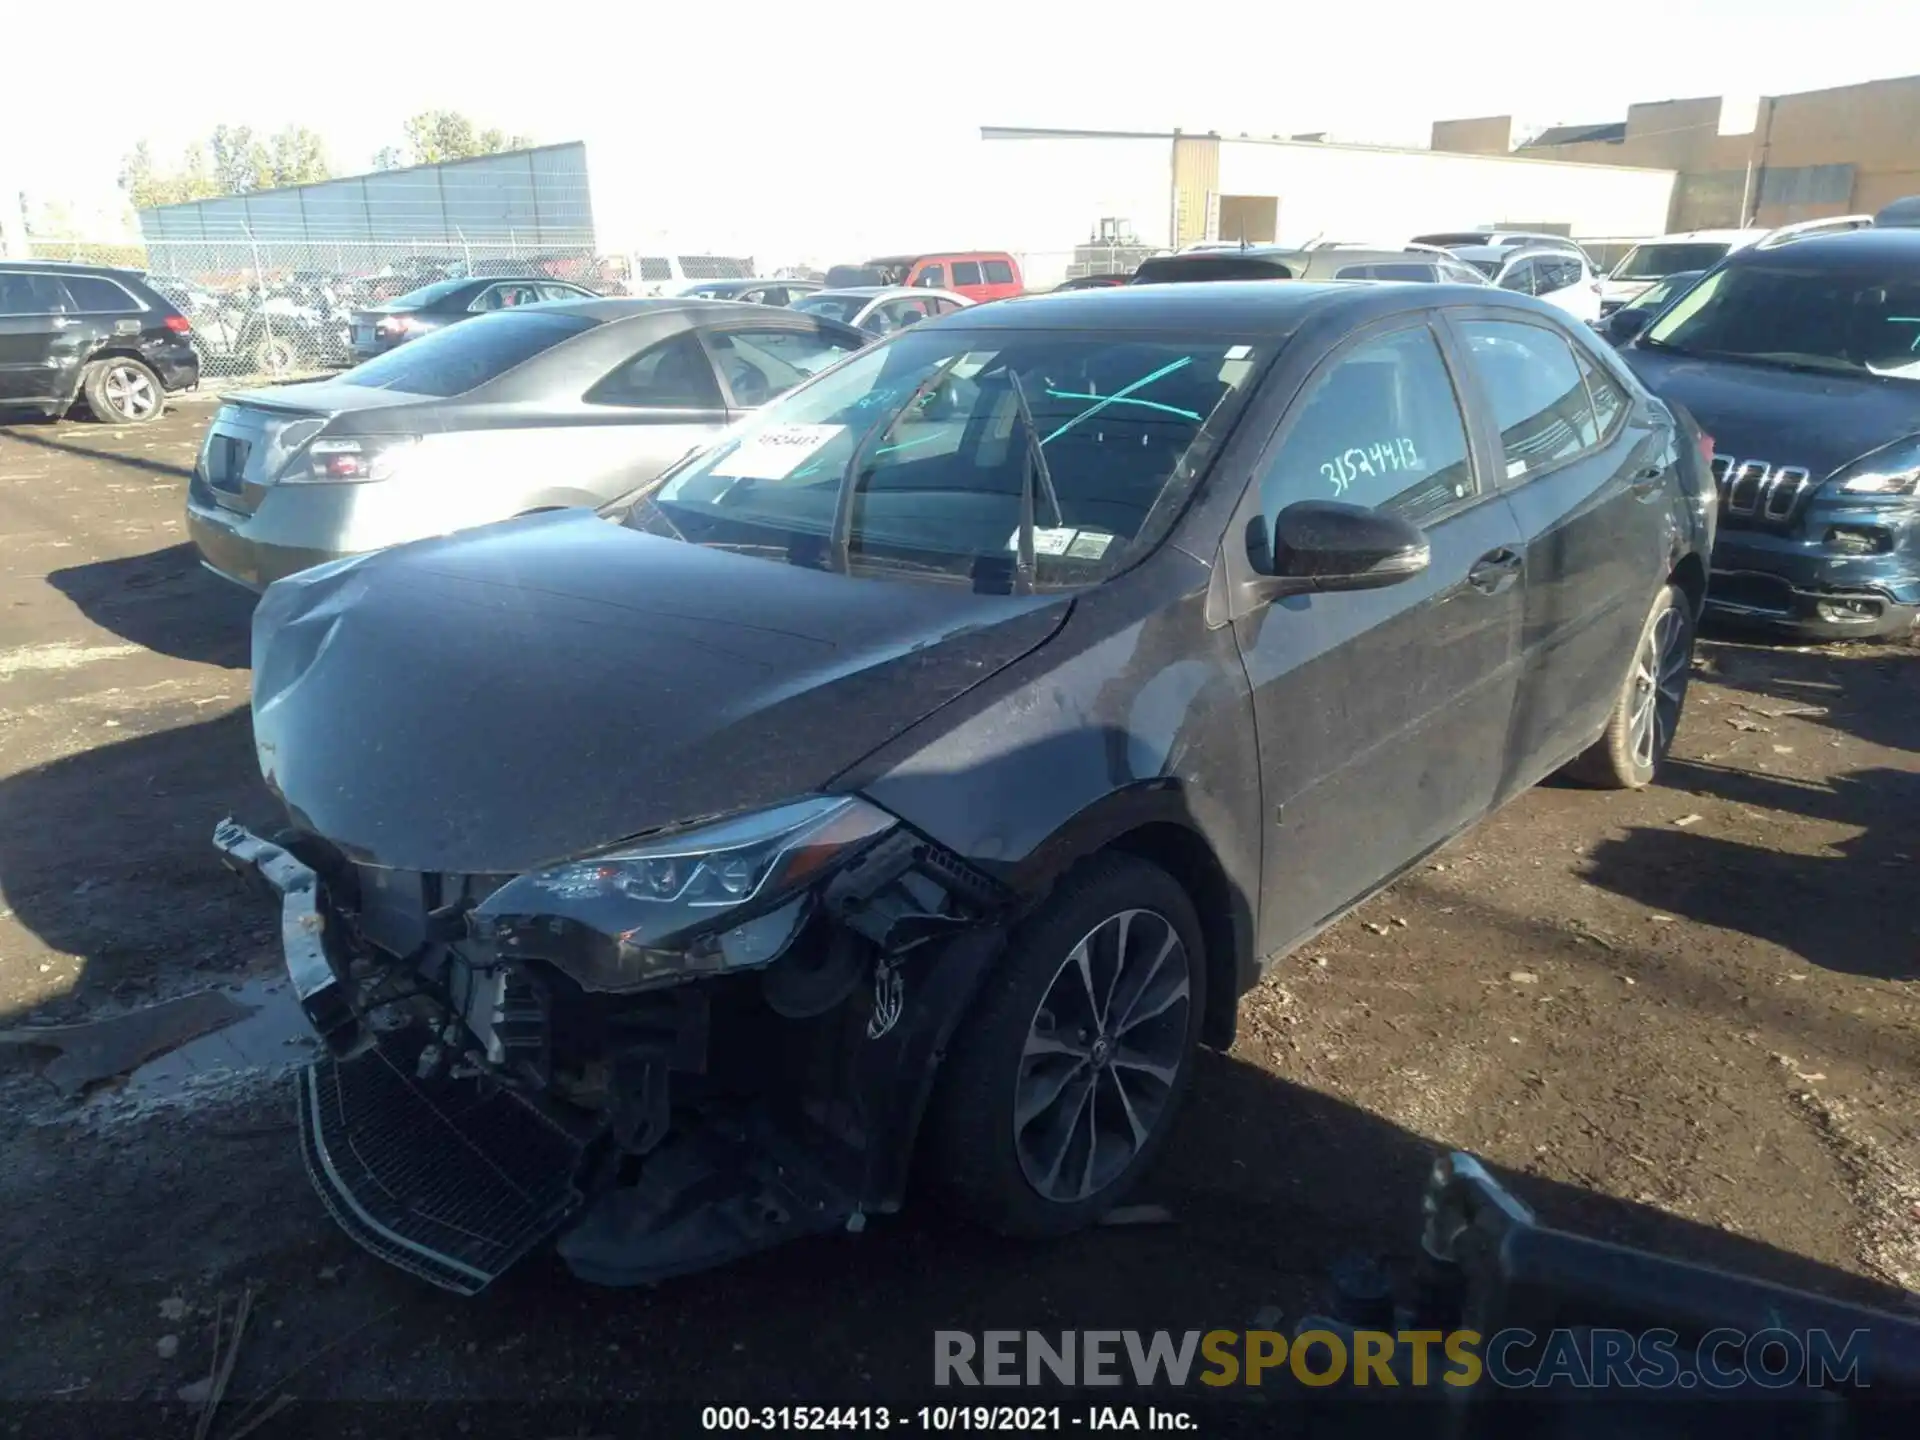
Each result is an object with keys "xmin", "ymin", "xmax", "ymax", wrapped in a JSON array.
[
  {"xmin": 1508, "ymin": 972, "xmax": 1540, "ymax": 985},
  {"xmin": 0, "ymin": 990, "xmax": 253, "ymax": 1097},
  {"xmin": 1674, "ymin": 814, "xmax": 1704, "ymax": 828}
]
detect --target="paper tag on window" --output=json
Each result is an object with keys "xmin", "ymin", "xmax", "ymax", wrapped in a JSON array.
[
  {"xmin": 1505, "ymin": 459, "xmax": 1527, "ymax": 479},
  {"xmin": 1066, "ymin": 531, "xmax": 1113, "ymax": 559},
  {"xmin": 710, "ymin": 424, "xmax": 844, "ymax": 480},
  {"xmin": 1008, "ymin": 526, "xmax": 1080, "ymax": 556}
]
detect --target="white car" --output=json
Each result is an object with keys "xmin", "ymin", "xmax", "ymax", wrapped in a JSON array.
[
  {"xmin": 790, "ymin": 286, "xmax": 974, "ymax": 337},
  {"xmin": 1481, "ymin": 246, "xmax": 1604, "ymax": 324},
  {"xmin": 1598, "ymin": 216, "xmax": 1875, "ymax": 314}
]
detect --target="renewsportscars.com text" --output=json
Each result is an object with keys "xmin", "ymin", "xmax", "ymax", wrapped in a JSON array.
[{"xmin": 934, "ymin": 1328, "xmax": 1874, "ymax": 1390}]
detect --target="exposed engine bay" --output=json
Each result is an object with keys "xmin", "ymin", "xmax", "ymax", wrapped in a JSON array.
[{"xmin": 215, "ymin": 810, "xmax": 1012, "ymax": 1294}]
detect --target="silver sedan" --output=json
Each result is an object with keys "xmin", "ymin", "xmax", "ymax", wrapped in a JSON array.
[{"xmin": 185, "ymin": 298, "xmax": 869, "ymax": 591}]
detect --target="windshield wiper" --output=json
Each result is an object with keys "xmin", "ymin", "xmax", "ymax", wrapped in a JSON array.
[
  {"xmin": 827, "ymin": 356, "xmax": 965, "ymax": 575},
  {"xmin": 1006, "ymin": 371, "xmax": 1063, "ymax": 596}
]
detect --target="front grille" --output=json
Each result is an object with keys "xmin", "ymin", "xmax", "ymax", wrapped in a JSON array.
[
  {"xmin": 298, "ymin": 1047, "xmax": 585, "ymax": 1294},
  {"xmin": 1711, "ymin": 455, "xmax": 1813, "ymax": 524}
]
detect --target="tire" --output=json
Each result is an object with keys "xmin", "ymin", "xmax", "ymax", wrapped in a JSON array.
[
  {"xmin": 252, "ymin": 335, "xmax": 297, "ymax": 377},
  {"xmin": 81, "ymin": 357, "xmax": 165, "ymax": 424},
  {"xmin": 1566, "ymin": 582, "xmax": 1694, "ymax": 789},
  {"xmin": 924, "ymin": 852, "xmax": 1206, "ymax": 1237}
]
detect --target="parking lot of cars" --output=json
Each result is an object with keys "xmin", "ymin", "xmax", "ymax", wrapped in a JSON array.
[
  {"xmin": 3, "ymin": 377, "xmax": 1918, "ymax": 1396},
  {"xmin": 1, "ymin": 206, "xmax": 1917, "ymax": 1407}
]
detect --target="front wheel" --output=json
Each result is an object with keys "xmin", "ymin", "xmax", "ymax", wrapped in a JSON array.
[
  {"xmin": 924, "ymin": 853, "xmax": 1205, "ymax": 1237},
  {"xmin": 1566, "ymin": 582, "xmax": 1694, "ymax": 789}
]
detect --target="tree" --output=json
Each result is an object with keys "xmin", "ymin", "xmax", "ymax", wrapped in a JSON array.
[
  {"xmin": 399, "ymin": 111, "xmax": 533, "ymax": 166},
  {"xmin": 267, "ymin": 126, "xmax": 331, "ymax": 188},
  {"xmin": 209, "ymin": 125, "xmax": 270, "ymax": 195},
  {"xmin": 118, "ymin": 124, "xmax": 333, "ymax": 210},
  {"xmin": 371, "ymin": 146, "xmax": 407, "ymax": 172},
  {"xmin": 118, "ymin": 140, "xmax": 221, "ymax": 210}
]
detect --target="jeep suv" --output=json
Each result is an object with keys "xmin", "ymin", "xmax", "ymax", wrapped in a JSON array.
[
  {"xmin": 1621, "ymin": 206, "xmax": 1920, "ymax": 639},
  {"xmin": 0, "ymin": 262, "xmax": 199, "ymax": 423}
]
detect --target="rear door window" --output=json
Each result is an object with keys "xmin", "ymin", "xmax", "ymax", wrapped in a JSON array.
[
  {"xmin": 914, "ymin": 264, "xmax": 946, "ymax": 288},
  {"xmin": 1573, "ymin": 344, "xmax": 1631, "ymax": 438},
  {"xmin": 343, "ymin": 310, "xmax": 597, "ymax": 396},
  {"xmin": 586, "ymin": 330, "xmax": 725, "ymax": 409},
  {"xmin": 950, "ymin": 260, "xmax": 983, "ymax": 286},
  {"xmin": 536, "ymin": 282, "xmax": 584, "ymax": 303},
  {"xmin": 706, "ymin": 326, "xmax": 864, "ymax": 406},
  {"xmin": 63, "ymin": 275, "xmax": 144, "ymax": 312},
  {"xmin": 1261, "ymin": 324, "xmax": 1478, "ymax": 526},
  {"xmin": 1456, "ymin": 319, "xmax": 1602, "ymax": 479},
  {"xmin": 1535, "ymin": 257, "xmax": 1584, "ymax": 292},
  {"xmin": 0, "ymin": 273, "xmax": 74, "ymax": 315},
  {"xmin": 982, "ymin": 259, "xmax": 1015, "ymax": 285},
  {"xmin": 1497, "ymin": 258, "xmax": 1542, "ymax": 297}
]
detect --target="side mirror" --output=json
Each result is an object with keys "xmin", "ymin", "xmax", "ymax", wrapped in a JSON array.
[
  {"xmin": 1244, "ymin": 500, "xmax": 1430, "ymax": 600},
  {"xmin": 1608, "ymin": 307, "xmax": 1655, "ymax": 344}
]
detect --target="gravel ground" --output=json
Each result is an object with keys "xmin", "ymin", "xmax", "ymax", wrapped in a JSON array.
[{"xmin": 1, "ymin": 404, "xmax": 1915, "ymax": 1423}]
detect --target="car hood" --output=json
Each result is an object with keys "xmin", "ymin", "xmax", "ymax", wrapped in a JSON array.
[
  {"xmin": 1624, "ymin": 347, "xmax": 1920, "ymax": 478},
  {"xmin": 249, "ymin": 512, "xmax": 1071, "ymax": 874}
]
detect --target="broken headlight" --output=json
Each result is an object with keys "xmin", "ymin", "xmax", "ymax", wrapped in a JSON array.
[
  {"xmin": 1828, "ymin": 435, "xmax": 1920, "ymax": 497},
  {"xmin": 471, "ymin": 797, "xmax": 896, "ymax": 993}
]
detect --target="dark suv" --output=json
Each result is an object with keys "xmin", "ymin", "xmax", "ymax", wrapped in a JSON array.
[
  {"xmin": 1622, "ymin": 206, "xmax": 1920, "ymax": 639},
  {"xmin": 0, "ymin": 262, "xmax": 200, "ymax": 424}
]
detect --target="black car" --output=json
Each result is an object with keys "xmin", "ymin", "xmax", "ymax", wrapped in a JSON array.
[
  {"xmin": 1622, "ymin": 217, "xmax": 1920, "ymax": 639},
  {"xmin": 1132, "ymin": 245, "xmax": 1490, "ymax": 286},
  {"xmin": 347, "ymin": 275, "xmax": 599, "ymax": 364},
  {"xmin": 1596, "ymin": 269, "xmax": 1704, "ymax": 346},
  {"xmin": 0, "ymin": 262, "xmax": 199, "ymax": 423},
  {"xmin": 215, "ymin": 281, "xmax": 1711, "ymax": 1294}
]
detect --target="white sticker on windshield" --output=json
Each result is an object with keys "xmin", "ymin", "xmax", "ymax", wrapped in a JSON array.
[
  {"xmin": 1066, "ymin": 531, "xmax": 1113, "ymax": 559},
  {"xmin": 1225, "ymin": 344, "xmax": 1253, "ymax": 360},
  {"xmin": 710, "ymin": 424, "xmax": 844, "ymax": 480},
  {"xmin": 1007, "ymin": 526, "xmax": 1080, "ymax": 556}
]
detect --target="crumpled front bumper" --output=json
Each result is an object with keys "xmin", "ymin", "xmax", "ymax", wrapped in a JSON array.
[
  {"xmin": 212, "ymin": 819, "xmax": 361, "ymax": 1053},
  {"xmin": 214, "ymin": 818, "xmax": 588, "ymax": 1294}
]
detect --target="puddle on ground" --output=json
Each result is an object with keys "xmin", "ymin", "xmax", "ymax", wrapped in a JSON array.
[{"xmin": 100, "ymin": 976, "xmax": 316, "ymax": 1105}]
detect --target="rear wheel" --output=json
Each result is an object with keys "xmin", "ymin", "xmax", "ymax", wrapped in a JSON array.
[
  {"xmin": 252, "ymin": 334, "xmax": 297, "ymax": 377},
  {"xmin": 1567, "ymin": 582, "xmax": 1694, "ymax": 789},
  {"xmin": 924, "ymin": 853, "xmax": 1205, "ymax": 1237},
  {"xmin": 82, "ymin": 358, "xmax": 164, "ymax": 424}
]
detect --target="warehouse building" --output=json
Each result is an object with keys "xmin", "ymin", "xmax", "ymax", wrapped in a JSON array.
[
  {"xmin": 1432, "ymin": 72, "xmax": 1920, "ymax": 232},
  {"xmin": 980, "ymin": 126, "xmax": 1677, "ymax": 288}
]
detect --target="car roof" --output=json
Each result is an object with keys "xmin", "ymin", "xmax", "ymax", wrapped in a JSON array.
[
  {"xmin": 0, "ymin": 259, "xmax": 147, "ymax": 278},
  {"xmin": 806, "ymin": 286, "xmax": 971, "ymax": 302},
  {"xmin": 920, "ymin": 280, "xmax": 1481, "ymax": 335},
  {"xmin": 526, "ymin": 296, "xmax": 818, "ymax": 323},
  {"xmin": 1719, "ymin": 226, "xmax": 1920, "ymax": 269},
  {"xmin": 866, "ymin": 251, "xmax": 1008, "ymax": 264}
]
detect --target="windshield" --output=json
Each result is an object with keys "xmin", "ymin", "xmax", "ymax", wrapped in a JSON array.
[
  {"xmin": 1643, "ymin": 264, "xmax": 1920, "ymax": 381},
  {"xmin": 625, "ymin": 329, "xmax": 1271, "ymax": 590},
  {"xmin": 1621, "ymin": 271, "xmax": 1701, "ymax": 315},
  {"xmin": 1463, "ymin": 257, "xmax": 1500, "ymax": 278},
  {"xmin": 380, "ymin": 278, "xmax": 470, "ymax": 310},
  {"xmin": 342, "ymin": 310, "xmax": 597, "ymax": 395},
  {"xmin": 1612, "ymin": 242, "xmax": 1731, "ymax": 281},
  {"xmin": 793, "ymin": 293, "xmax": 869, "ymax": 325}
]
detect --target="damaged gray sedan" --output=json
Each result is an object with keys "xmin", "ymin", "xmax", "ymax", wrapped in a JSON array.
[{"xmin": 216, "ymin": 280, "xmax": 1711, "ymax": 1292}]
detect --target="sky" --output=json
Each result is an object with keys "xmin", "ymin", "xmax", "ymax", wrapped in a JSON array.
[{"xmin": 3, "ymin": 0, "xmax": 1913, "ymax": 257}]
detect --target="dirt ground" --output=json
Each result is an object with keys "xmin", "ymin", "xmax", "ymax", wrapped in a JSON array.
[{"xmin": 1, "ymin": 404, "xmax": 1916, "ymax": 1424}]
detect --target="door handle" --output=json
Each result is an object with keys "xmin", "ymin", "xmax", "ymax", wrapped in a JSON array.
[
  {"xmin": 50, "ymin": 316, "xmax": 81, "ymax": 329},
  {"xmin": 1466, "ymin": 548, "xmax": 1523, "ymax": 595},
  {"xmin": 1629, "ymin": 465, "xmax": 1665, "ymax": 499}
]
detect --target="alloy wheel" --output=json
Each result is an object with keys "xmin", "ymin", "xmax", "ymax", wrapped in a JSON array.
[
  {"xmin": 1014, "ymin": 908, "xmax": 1192, "ymax": 1204},
  {"xmin": 102, "ymin": 364, "xmax": 158, "ymax": 421},
  {"xmin": 1629, "ymin": 606, "xmax": 1689, "ymax": 770}
]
